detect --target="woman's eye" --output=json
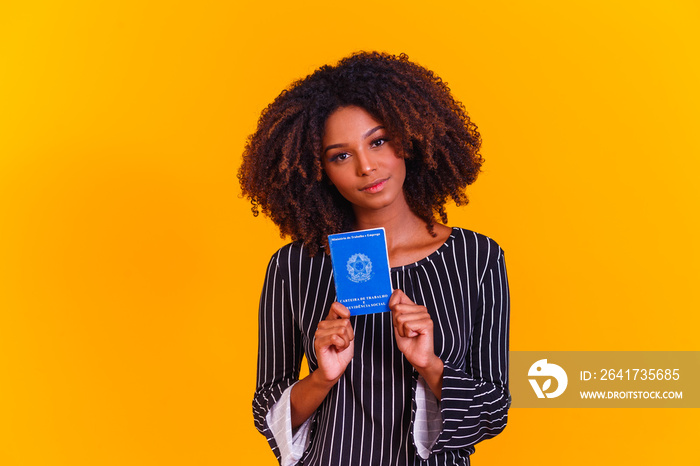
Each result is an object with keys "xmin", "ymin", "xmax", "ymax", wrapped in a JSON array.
[
  {"xmin": 370, "ymin": 138, "xmax": 387, "ymax": 148},
  {"xmin": 330, "ymin": 152, "xmax": 350, "ymax": 162}
]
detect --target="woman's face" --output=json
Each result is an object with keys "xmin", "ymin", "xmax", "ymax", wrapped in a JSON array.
[{"xmin": 321, "ymin": 106, "xmax": 407, "ymax": 217}]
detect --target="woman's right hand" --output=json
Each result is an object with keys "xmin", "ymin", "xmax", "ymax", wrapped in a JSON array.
[{"xmin": 313, "ymin": 302, "xmax": 355, "ymax": 384}]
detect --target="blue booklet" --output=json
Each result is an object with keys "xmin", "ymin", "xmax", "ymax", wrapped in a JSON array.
[{"xmin": 328, "ymin": 228, "xmax": 393, "ymax": 316}]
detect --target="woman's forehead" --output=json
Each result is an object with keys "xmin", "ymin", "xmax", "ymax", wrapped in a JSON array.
[{"xmin": 323, "ymin": 107, "xmax": 384, "ymax": 141}]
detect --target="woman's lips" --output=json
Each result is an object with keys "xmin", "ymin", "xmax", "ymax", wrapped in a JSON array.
[{"xmin": 360, "ymin": 178, "xmax": 388, "ymax": 193}]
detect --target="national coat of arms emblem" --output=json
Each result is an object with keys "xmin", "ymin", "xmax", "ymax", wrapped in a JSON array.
[{"xmin": 346, "ymin": 253, "xmax": 372, "ymax": 283}]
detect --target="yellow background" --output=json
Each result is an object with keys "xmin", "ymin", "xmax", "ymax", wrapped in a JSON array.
[{"xmin": 1, "ymin": 1, "xmax": 698, "ymax": 464}]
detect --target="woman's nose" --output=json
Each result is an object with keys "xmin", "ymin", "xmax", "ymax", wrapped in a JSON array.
[{"xmin": 355, "ymin": 149, "xmax": 377, "ymax": 176}]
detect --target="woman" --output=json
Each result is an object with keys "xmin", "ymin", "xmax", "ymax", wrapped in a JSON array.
[{"xmin": 239, "ymin": 52, "xmax": 510, "ymax": 466}]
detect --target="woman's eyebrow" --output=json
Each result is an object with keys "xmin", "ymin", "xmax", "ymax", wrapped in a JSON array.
[
  {"xmin": 363, "ymin": 125, "xmax": 384, "ymax": 139},
  {"xmin": 323, "ymin": 126, "xmax": 386, "ymax": 154},
  {"xmin": 323, "ymin": 143, "xmax": 345, "ymax": 154}
]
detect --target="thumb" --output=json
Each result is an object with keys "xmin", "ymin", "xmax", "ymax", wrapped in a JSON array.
[{"xmin": 389, "ymin": 289, "xmax": 414, "ymax": 307}]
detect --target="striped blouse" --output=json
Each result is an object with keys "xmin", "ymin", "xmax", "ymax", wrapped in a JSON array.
[{"xmin": 253, "ymin": 227, "xmax": 511, "ymax": 465}]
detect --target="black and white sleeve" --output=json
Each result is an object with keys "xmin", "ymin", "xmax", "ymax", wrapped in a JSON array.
[
  {"xmin": 430, "ymin": 248, "xmax": 511, "ymax": 454},
  {"xmin": 251, "ymin": 251, "xmax": 307, "ymax": 464}
]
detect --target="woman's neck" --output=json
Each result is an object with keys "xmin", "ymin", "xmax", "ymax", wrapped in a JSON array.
[
  {"xmin": 352, "ymin": 192, "xmax": 423, "ymax": 248},
  {"xmin": 352, "ymin": 199, "xmax": 451, "ymax": 268},
  {"xmin": 354, "ymin": 209, "xmax": 425, "ymax": 250}
]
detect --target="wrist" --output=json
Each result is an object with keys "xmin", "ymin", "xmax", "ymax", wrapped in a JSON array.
[
  {"xmin": 290, "ymin": 369, "xmax": 339, "ymax": 429},
  {"xmin": 414, "ymin": 354, "xmax": 442, "ymax": 373},
  {"xmin": 415, "ymin": 355, "xmax": 444, "ymax": 399},
  {"xmin": 310, "ymin": 367, "xmax": 341, "ymax": 390}
]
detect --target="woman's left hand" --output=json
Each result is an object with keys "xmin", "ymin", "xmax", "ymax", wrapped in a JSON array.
[
  {"xmin": 389, "ymin": 289, "xmax": 438, "ymax": 370},
  {"xmin": 389, "ymin": 289, "xmax": 444, "ymax": 399}
]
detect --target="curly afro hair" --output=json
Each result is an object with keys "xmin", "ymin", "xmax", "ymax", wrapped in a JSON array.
[{"xmin": 238, "ymin": 51, "xmax": 483, "ymax": 256}]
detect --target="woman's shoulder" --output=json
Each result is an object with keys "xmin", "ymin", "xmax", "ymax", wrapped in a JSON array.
[
  {"xmin": 266, "ymin": 241, "xmax": 329, "ymax": 273},
  {"xmin": 450, "ymin": 227, "xmax": 506, "ymax": 268}
]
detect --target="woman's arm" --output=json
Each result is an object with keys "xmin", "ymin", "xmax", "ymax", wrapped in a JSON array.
[
  {"xmin": 430, "ymin": 249, "xmax": 511, "ymax": 454},
  {"xmin": 290, "ymin": 302, "xmax": 354, "ymax": 428},
  {"xmin": 390, "ymin": 248, "xmax": 511, "ymax": 459},
  {"xmin": 252, "ymin": 251, "xmax": 305, "ymax": 462},
  {"xmin": 254, "ymin": 245, "xmax": 359, "ymax": 466},
  {"xmin": 253, "ymin": 249, "xmax": 356, "ymax": 461}
]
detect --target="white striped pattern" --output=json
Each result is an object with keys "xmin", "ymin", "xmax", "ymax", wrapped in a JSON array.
[{"xmin": 253, "ymin": 228, "xmax": 511, "ymax": 465}]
